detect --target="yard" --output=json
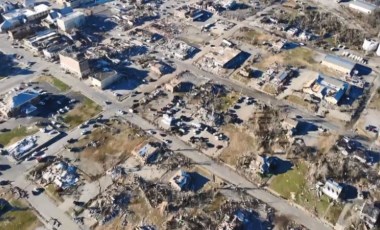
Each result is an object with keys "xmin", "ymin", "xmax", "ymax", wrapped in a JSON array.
[
  {"xmin": 218, "ymin": 92, "xmax": 239, "ymax": 112},
  {"xmin": 325, "ymin": 203, "xmax": 344, "ymax": 225},
  {"xmin": 0, "ymin": 126, "xmax": 38, "ymax": 147},
  {"xmin": 233, "ymin": 27, "xmax": 273, "ymax": 45},
  {"xmin": 70, "ymin": 120, "xmax": 148, "ymax": 176},
  {"xmin": 285, "ymin": 94, "xmax": 309, "ymax": 108},
  {"xmin": 38, "ymin": 75, "xmax": 71, "ymax": 92},
  {"xmin": 262, "ymin": 83, "xmax": 277, "ymax": 95},
  {"xmin": 0, "ymin": 199, "xmax": 42, "ymax": 230},
  {"xmin": 253, "ymin": 47, "xmax": 317, "ymax": 70},
  {"xmin": 63, "ymin": 97, "xmax": 102, "ymax": 128},
  {"xmin": 127, "ymin": 190, "xmax": 166, "ymax": 228},
  {"xmin": 269, "ymin": 161, "xmax": 331, "ymax": 217},
  {"xmin": 45, "ymin": 184, "xmax": 64, "ymax": 203},
  {"xmin": 219, "ymin": 125, "xmax": 258, "ymax": 167}
]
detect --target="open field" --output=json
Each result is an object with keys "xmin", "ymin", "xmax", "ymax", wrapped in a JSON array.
[
  {"xmin": 285, "ymin": 94, "xmax": 309, "ymax": 108},
  {"xmin": 63, "ymin": 97, "xmax": 102, "ymax": 128},
  {"xmin": 69, "ymin": 120, "xmax": 148, "ymax": 176},
  {"xmin": 269, "ymin": 161, "xmax": 330, "ymax": 217},
  {"xmin": 233, "ymin": 27, "xmax": 273, "ymax": 45},
  {"xmin": 38, "ymin": 75, "xmax": 71, "ymax": 92},
  {"xmin": 0, "ymin": 199, "xmax": 42, "ymax": 230},
  {"xmin": 219, "ymin": 125, "xmax": 257, "ymax": 167},
  {"xmin": 0, "ymin": 126, "xmax": 38, "ymax": 147},
  {"xmin": 254, "ymin": 47, "xmax": 317, "ymax": 70}
]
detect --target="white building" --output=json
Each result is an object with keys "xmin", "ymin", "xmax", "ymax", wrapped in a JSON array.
[
  {"xmin": 349, "ymin": 0, "xmax": 377, "ymax": 14},
  {"xmin": 56, "ymin": 11, "xmax": 85, "ymax": 32},
  {"xmin": 0, "ymin": 4, "xmax": 50, "ymax": 32},
  {"xmin": 90, "ymin": 69, "xmax": 120, "ymax": 89},
  {"xmin": 363, "ymin": 38, "xmax": 379, "ymax": 52},
  {"xmin": 322, "ymin": 180, "xmax": 343, "ymax": 200}
]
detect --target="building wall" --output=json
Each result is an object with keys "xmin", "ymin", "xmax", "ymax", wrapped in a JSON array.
[
  {"xmin": 59, "ymin": 54, "xmax": 90, "ymax": 77},
  {"xmin": 321, "ymin": 61, "xmax": 352, "ymax": 74},
  {"xmin": 349, "ymin": 3, "xmax": 374, "ymax": 14},
  {"xmin": 57, "ymin": 13, "xmax": 85, "ymax": 32},
  {"xmin": 57, "ymin": 0, "xmax": 93, "ymax": 8},
  {"xmin": 90, "ymin": 73, "xmax": 120, "ymax": 89}
]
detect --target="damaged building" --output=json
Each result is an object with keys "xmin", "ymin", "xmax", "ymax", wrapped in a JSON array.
[{"xmin": 59, "ymin": 48, "xmax": 90, "ymax": 78}]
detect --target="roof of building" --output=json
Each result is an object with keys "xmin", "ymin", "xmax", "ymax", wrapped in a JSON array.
[
  {"xmin": 135, "ymin": 143, "xmax": 157, "ymax": 158},
  {"xmin": 349, "ymin": 0, "xmax": 377, "ymax": 11},
  {"xmin": 60, "ymin": 47, "xmax": 86, "ymax": 61},
  {"xmin": 59, "ymin": 10, "xmax": 85, "ymax": 21},
  {"xmin": 315, "ymin": 74, "xmax": 349, "ymax": 102},
  {"xmin": 322, "ymin": 55, "xmax": 356, "ymax": 72},
  {"xmin": 8, "ymin": 89, "xmax": 40, "ymax": 109},
  {"xmin": 92, "ymin": 69, "xmax": 117, "ymax": 81},
  {"xmin": 206, "ymin": 46, "xmax": 241, "ymax": 66}
]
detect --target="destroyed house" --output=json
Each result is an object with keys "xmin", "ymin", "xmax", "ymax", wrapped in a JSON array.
[
  {"xmin": 132, "ymin": 142, "xmax": 159, "ymax": 164},
  {"xmin": 272, "ymin": 70, "xmax": 293, "ymax": 86},
  {"xmin": 0, "ymin": 89, "xmax": 40, "ymax": 118},
  {"xmin": 353, "ymin": 149, "xmax": 369, "ymax": 164},
  {"xmin": 8, "ymin": 136, "xmax": 37, "ymax": 161},
  {"xmin": 170, "ymin": 170, "xmax": 191, "ymax": 191},
  {"xmin": 360, "ymin": 202, "xmax": 380, "ymax": 229},
  {"xmin": 59, "ymin": 49, "xmax": 90, "ymax": 78}
]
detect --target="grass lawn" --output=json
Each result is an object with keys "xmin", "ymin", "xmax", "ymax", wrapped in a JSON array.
[
  {"xmin": 325, "ymin": 203, "xmax": 344, "ymax": 225},
  {"xmin": 63, "ymin": 96, "xmax": 102, "ymax": 128},
  {"xmin": 283, "ymin": 47, "xmax": 317, "ymax": 67},
  {"xmin": 218, "ymin": 92, "xmax": 239, "ymax": 112},
  {"xmin": 0, "ymin": 199, "xmax": 42, "ymax": 230},
  {"xmin": 263, "ymin": 83, "xmax": 277, "ymax": 95},
  {"xmin": 285, "ymin": 95, "xmax": 309, "ymax": 108},
  {"xmin": 235, "ymin": 27, "xmax": 273, "ymax": 45},
  {"xmin": 38, "ymin": 75, "xmax": 71, "ymax": 92},
  {"xmin": 0, "ymin": 126, "xmax": 38, "ymax": 147},
  {"xmin": 45, "ymin": 184, "xmax": 64, "ymax": 203},
  {"xmin": 269, "ymin": 162, "xmax": 330, "ymax": 217},
  {"xmin": 232, "ymin": 73, "xmax": 251, "ymax": 84}
]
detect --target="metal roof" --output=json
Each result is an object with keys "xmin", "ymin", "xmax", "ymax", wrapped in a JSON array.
[
  {"xmin": 349, "ymin": 0, "xmax": 377, "ymax": 12},
  {"xmin": 323, "ymin": 55, "xmax": 356, "ymax": 72},
  {"xmin": 10, "ymin": 90, "xmax": 40, "ymax": 108}
]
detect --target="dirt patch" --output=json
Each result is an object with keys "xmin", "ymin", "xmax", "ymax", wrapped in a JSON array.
[
  {"xmin": 76, "ymin": 121, "xmax": 148, "ymax": 174},
  {"xmin": 219, "ymin": 125, "xmax": 258, "ymax": 167},
  {"xmin": 232, "ymin": 27, "xmax": 274, "ymax": 45}
]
